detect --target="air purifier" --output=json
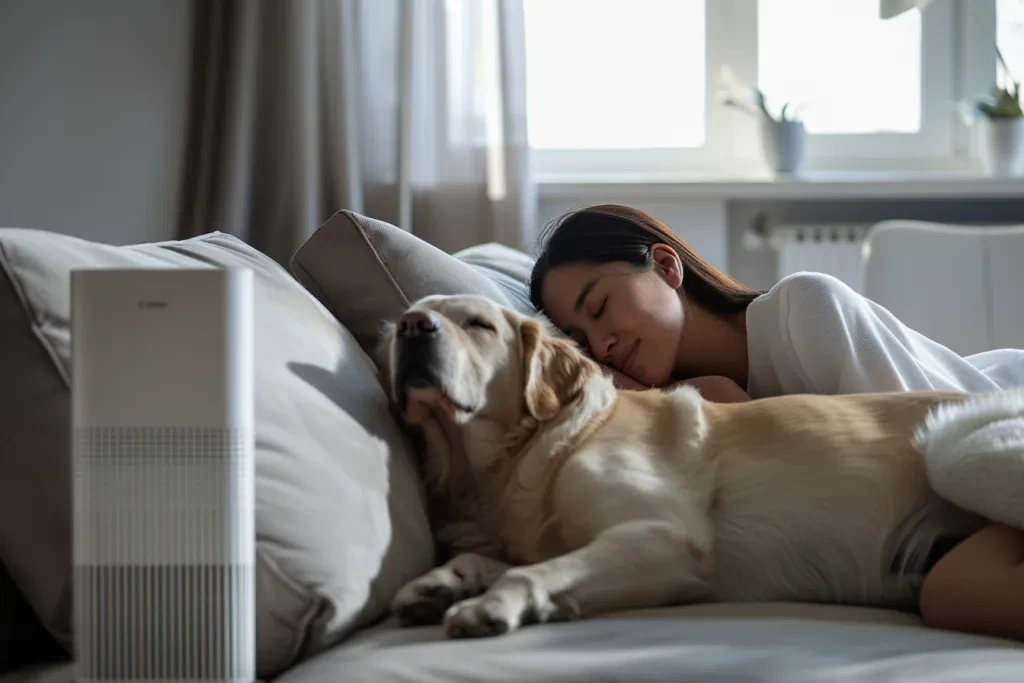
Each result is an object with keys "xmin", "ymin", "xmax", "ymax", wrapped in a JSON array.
[{"xmin": 71, "ymin": 267, "xmax": 256, "ymax": 683}]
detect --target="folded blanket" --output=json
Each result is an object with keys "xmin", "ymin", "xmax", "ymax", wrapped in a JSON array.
[{"xmin": 915, "ymin": 390, "xmax": 1024, "ymax": 530}]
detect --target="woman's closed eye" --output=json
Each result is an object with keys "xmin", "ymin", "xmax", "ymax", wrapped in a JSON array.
[{"xmin": 592, "ymin": 297, "xmax": 607, "ymax": 319}]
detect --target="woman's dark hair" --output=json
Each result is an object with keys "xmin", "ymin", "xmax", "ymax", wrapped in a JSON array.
[{"xmin": 530, "ymin": 204, "xmax": 762, "ymax": 315}]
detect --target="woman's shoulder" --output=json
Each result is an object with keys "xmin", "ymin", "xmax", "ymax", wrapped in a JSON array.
[
  {"xmin": 748, "ymin": 271, "xmax": 863, "ymax": 320},
  {"xmin": 745, "ymin": 272, "xmax": 886, "ymax": 396},
  {"xmin": 756, "ymin": 270, "xmax": 857, "ymax": 303}
]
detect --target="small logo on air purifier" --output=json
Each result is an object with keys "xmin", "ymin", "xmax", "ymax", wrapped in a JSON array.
[{"xmin": 137, "ymin": 300, "xmax": 169, "ymax": 309}]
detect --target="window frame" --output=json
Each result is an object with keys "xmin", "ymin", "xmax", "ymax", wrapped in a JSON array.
[{"xmin": 527, "ymin": 0, "xmax": 999, "ymax": 180}]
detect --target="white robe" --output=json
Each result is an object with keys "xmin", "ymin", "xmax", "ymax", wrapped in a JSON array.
[{"xmin": 745, "ymin": 272, "xmax": 1024, "ymax": 399}]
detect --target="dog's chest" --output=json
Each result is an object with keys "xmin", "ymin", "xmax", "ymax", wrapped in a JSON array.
[{"xmin": 491, "ymin": 466, "xmax": 559, "ymax": 564}]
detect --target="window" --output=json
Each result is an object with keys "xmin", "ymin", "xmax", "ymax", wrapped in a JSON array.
[
  {"xmin": 998, "ymin": 0, "xmax": 1024, "ymax": 87},
  {"xmin": 524, "ymin": 0, "xmax": 705, "ymax": 150},
  {"xmin": 524, "ymin": 0, "xmax": 978, "ymax": 179},
  {"xmin": 758, "ymin": 0, "xmax": 921, "ymax": 135}
]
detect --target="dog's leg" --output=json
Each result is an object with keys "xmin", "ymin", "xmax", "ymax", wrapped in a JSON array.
[
  {"xmin": 443, "ymin": 520, "xmax": 709, "ymax": 638},
  {"xmin": 392, "ymin": 553, "xmax": 511, "ymax": 626}
]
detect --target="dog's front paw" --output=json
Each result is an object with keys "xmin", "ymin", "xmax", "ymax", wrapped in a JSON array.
[
  {"xmin": 392, "ymin": 567, "xmax": 472, "ymax": 626},
  {"xmin": 443, "ymin": 593, "xmax": 519, "ymax": 638},
  {"xmin": 442, "ymin": 571, "xmax": 580, "ymax": 638}
]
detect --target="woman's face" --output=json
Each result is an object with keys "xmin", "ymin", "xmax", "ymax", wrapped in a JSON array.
[{"xmin": 539, "ymin": 246, "xmax": 685, "ymax": 387}]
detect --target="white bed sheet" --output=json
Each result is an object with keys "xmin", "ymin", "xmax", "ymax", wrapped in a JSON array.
[
  {"xmin": 7, "ymin": 603, "xmax": 1022, "ymax": 683},
  {"xmin": 279, "ymin": 602, "xmax": 1024, "ymax": 683}
]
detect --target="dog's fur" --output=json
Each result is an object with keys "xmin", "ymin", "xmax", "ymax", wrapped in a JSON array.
[{"xmin": 381, "ymin": 294, "xmax": 1011, "ymax": 639}]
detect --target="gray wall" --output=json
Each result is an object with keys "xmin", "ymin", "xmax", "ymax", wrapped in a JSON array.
[{"xmin": 0, "ymin": 0, "xmax": 192, "ymax": 245}]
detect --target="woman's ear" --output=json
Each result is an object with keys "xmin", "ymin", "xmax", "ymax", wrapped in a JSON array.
[{"xmin": 651, "ymin": 243, "xmax": 683, "ymax": 289}]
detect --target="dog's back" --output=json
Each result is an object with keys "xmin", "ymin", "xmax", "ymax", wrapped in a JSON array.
[
  {"xmin": 550, "ymin": 388, "xmax": 983, "ymax": 610},
  {"xmin": 700, "ymin": 392, "xmax": 984, "ymax": 608}
]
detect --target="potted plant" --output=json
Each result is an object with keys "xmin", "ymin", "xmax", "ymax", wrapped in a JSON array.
[
  {"xmin": 961, "ymin": 76, "xmax": 1024, "ymax": 177},
  {"xmin": 718, "ymin": 68, "xmax": 807, "ymax": 175},
  {"xmin": 882, "ymin": 0, "xmax": 1023, "ymax": 176}
]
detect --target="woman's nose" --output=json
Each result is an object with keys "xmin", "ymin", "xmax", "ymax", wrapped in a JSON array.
[{"xmin": 589, "ymin": 328, "xmax": 617, "ymax": 362}]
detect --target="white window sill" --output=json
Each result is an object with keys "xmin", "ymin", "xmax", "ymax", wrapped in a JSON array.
[{"xmin": 536, "ymin": 170, "xmax": 1024, "ymax": 201}]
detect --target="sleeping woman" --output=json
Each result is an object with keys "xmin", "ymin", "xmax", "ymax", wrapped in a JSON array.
[{"xmin": 529, "ymin": 203, "xmax": 1024, "ymax": 642}]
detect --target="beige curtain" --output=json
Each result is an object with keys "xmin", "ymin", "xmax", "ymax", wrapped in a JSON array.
[{"xmin": 177, "ymin": 0, "xmax": 536, "ymax": 264}]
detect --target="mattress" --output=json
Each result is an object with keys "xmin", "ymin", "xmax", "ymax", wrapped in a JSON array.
[
  {"xmin": 6, "ymin": 603, "xmax": 1022, "ymax": 683},
  {"xmin": 276, "ymin": 603, "xmax": 1024, "ymax": 683}
]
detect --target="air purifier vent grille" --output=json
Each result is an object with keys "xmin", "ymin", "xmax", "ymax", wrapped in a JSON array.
[
  {"xmin": 73, "ymin": 426, "xmax": 254, "ymax": 683},
  {"xmin": 73, "ymin": 564, "xmax": 255, "ymax": 682}
]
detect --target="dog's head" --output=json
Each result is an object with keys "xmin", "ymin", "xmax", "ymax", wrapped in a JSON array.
[
  {"xmin": 380, "ymin": 294, "xmax": 615, "ymax": 552},
  {"xmin": 381, "ymin": 294, "xmax": 603, "ymax": 431}
]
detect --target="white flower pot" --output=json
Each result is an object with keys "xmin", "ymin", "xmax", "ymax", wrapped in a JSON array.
[
  {"xmin": 760, "ymin": 120, "xmax": 806, "ymax": 175},
  {"xmin": 981, "ymin": 117, "xmax": 1024, "ymax": 177}
]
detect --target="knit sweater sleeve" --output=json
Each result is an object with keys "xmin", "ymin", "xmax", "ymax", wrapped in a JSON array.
[{"xmin": 744, "ymin": 272, "xmax": 1008, "ymax": 398}]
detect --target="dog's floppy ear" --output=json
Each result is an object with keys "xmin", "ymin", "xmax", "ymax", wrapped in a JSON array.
[{"xmin": 520, "ymin": 317, "xmax": 596, "ymax": 421}]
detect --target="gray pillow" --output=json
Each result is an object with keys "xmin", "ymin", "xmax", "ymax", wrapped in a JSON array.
[
  {"xmin": 454, "ymin": 242, "xmax": 536, "ymax": 314},
  {"xmin": 289, "ymin": 210, "xmax": 536, "ymax": 364},
  {"xmin": 0, "ymin": 228, "xmax": 434, "ymax": 679}
]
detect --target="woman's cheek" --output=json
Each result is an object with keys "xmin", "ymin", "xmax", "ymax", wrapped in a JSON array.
[{"xmin": 642, "ymin": 346, "xmax": 674, "ymax": 387}]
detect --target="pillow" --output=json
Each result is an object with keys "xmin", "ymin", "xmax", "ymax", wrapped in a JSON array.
[
  {"xmin": 454, "ymin": 242, "xmax": 536, "ymax": 314},
  {"xmin": 0, "ymin": 563, "xmax": 65, "ymax": 674},
  {"xmin": 0, "ymin": 228, "xmax": 434, "ymax": 679},
  {"xmin": 289, "ymin": 210, "xmax": 536, "ymax": 361}
]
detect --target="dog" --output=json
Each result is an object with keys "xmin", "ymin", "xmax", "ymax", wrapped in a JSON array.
[{"xmin": 379, "ymin": 293, "xmax": 1016, "ymax": 639}]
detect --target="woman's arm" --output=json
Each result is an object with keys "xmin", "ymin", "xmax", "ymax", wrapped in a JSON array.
[
  {"xmin": 604, "ymin": 366, "xmax": 751, "ymax": 403},
  {"xmin": 682, "ymin": 375, "xmax": 751, "ymax": 403},
  {"xmin": 747, "ymin": 272, "xmax": 1010, "ymax": 397},
  {"xmin": 920, "ymin": 524, "xmax": 1024, "ymax": 642}
]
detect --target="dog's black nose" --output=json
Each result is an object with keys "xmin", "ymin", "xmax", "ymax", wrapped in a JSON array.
[{"xmin": 398, "ymin": 310, "xmax": 440, "ymax": 337}]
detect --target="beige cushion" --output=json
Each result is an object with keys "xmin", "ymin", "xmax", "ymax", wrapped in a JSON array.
[
  {"xmin": 0, "ymin": 228, "xmax": 434, "ymax": 679},
  {"xmin": 290, "ymin": 210, "xmax": 536, "ymax": 360}
]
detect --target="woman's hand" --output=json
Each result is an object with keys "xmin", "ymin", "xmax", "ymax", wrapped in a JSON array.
[
  {"xmin": 681, "ymin": 375, "xmax": 751, "ymax": 403},
  {"xmin": 602, "ymin": 365, "xmax": 652, "ymax": 391},
  {"xmin": 601, "ymin": 366, "xmax": 751, "ymax": 403}
]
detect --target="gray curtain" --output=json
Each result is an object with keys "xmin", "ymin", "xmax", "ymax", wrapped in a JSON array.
[{"xmin": 177, "ymin": 0, "xmax": 537, "ymax": 264}]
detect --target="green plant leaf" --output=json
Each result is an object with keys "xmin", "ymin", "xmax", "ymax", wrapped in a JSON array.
[
  {"xmin": 975, "ymin": 84, "xmax": 1024, "ymax": 119},
  {"xmin": 753, "ymin": 89, "xmax": 774, "ymax": 122}
]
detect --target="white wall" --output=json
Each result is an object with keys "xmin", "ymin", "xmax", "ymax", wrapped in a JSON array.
[{"xmin": 0, "ymin": 0, "xmax": 193, "ymax": 245}]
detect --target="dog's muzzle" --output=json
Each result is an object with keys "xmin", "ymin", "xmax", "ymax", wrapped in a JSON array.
[
  {"xmin": 394, "ymin": 309, "xmax": 444, "ymax": 405},
  {"xmin": 397, "ymin": 310, "xmax": 441, "ymax": 339}
]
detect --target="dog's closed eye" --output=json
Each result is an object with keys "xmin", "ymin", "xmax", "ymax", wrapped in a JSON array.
[{"xmin": 464, "ymin": 318, "xmax": 497, "ymax": 333}]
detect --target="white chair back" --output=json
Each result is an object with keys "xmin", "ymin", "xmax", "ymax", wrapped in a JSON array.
[{"xmin": 861, "ymin": 220, "xmax": 1024, "ymax": 356}]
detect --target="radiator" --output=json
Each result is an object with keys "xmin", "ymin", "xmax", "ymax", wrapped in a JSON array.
[{"xmin": 768, "ymin": 224, "xmax": 871, "ymax": 292}]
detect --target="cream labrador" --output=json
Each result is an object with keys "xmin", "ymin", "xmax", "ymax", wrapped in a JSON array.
[{"xmin": 380, "ymin": 293, "xmax": 1020, "ymax": 639}]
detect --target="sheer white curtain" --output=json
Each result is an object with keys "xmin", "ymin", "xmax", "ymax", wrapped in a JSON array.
[
  {"xmin": 390, "ymin": 0, "xmax": 537, "ymax": 253},
  {"xmin": 178, "ymin": 0, "xmax": 536, "ymax": 262}
]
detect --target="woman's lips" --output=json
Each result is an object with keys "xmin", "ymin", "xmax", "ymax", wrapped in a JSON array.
[{"xmin": 621, "ymin": 339, "xmax": 640, "ymax": 377}]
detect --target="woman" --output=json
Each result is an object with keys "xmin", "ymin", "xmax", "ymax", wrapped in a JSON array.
[{"xmin": 529, "ymin": 203, "xmax": 1024, "ymax": 643}]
